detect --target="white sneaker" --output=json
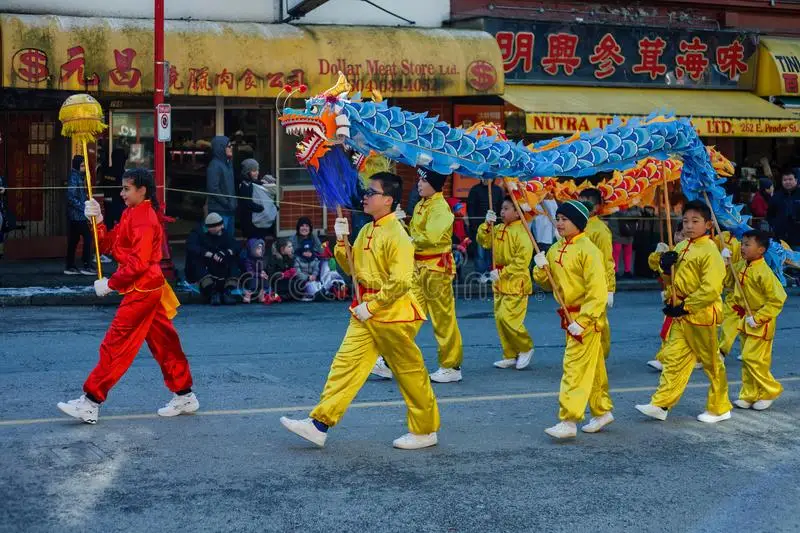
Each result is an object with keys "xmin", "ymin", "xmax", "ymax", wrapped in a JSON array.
[
  {"xmin": 157, "ymin": 392, "xmax": 199, "ymax": 417},
  {"xmin": 515, "ymin": 349, "xmax": 534, "ymax": 370},
  {"xmin": 752, "ymin": 399, "xmax": 774, "ymax": 411},
  {"xmin": 478, "ymin": 273, "xmax": 491, "ymax": 284},
  {"xmin": 57, "ymin": 395, "xmax": 99, "ymax": 424},
  {"xmin": 392, "ymin": 432, "xmax": 438, "ymax": 450},
  {"xmin": 635, "ymin": 403, "xmax": 668, "ymax": 421},
  {"xmin": 697, "ymin": 410, "xmax": 731, "ymax": 423},
  {"xmin": 581, "ymin": 412, "xmax": 614, "ymax": 433},
  {"xmin": 429, "ymin": 367, "xmax": 462, "ymax": 383},
  {"xmin": 694, "ymin": 362, "xmax": 704, "ymax": 370},
  {"xmin": 733, "ymin": 399, "xmax": 752, "ymax": 409},
  {"xmin": 493, "ymin": 358, "xmax": 517, "ymax": 369},
  {"xmin": 370, "ymin": 356, "xmax": 393, "ymax": 379},
  {"xmin": 100, "ymin": 255, "xmax": 113, "ymax": 264},
  {"xmin": 646, "ymin": 360, "xmax": 663, "ymax": 371},
  {"xmin": 280, "ymin": 417, "xmax": 327, "ymax": 447},
  {"xmin": 545, "ymin": 421, "xmax": 577, "ymax": 439}
]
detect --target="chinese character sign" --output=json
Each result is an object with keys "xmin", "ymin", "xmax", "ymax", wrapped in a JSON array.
[{"xmin": 486, "ymin": 19, "xmax": 757, "ymax": 89}]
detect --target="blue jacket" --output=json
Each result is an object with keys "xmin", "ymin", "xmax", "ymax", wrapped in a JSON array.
[
  {"xmin": 206, "ymin": 136, "xmax": 237, "ymax": 215},
  {"xmin": 67, "ymin": 169, "xmax": 88, "ymax": 222}
]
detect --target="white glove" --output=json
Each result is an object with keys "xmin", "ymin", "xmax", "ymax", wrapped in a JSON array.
[
  {"xmin": 352, "ymin": 302, "xmax": 373, "ymax": 322},
  {"xmin": 567, "ymin": 321, "xmax": 584, "ymax": 337},
  {"xmin": 534, "ymin": 252, "xmax": 548, "ymax": 268},
  {"xmin": 485, "ymin": 210, "xmax": 497, "ymax": 224},
  {"xmin": 489, "ymin": 269, "xmax": 500, "ymax": 282},
  {"xmin": 84, "ymin": 199, "xmax": 103, "ymax": 224},
  {"xmin": 607, "ymin": 292, "xmax": 614, "ymax": 308},
  {"xmin": 334, "ymin": 217, "xmax": 350, "ymax": 241},
  {"xmin": 94, "ymin": 277, "xmax": 113, "ymax": 297},
  {"xmin": 745, "ymin": 316, "xmax": 758, "ymax": 328},
  {"xmin": 655, "ymin": 242, "xmax": 669, "ymax": 254},
  {"xmin": 721, "ymin": 248, "xmax": 732, "ymax": 261},
  {"xmin": 394, "ymin": 205, "xmax": 407, "ymax": 220}
]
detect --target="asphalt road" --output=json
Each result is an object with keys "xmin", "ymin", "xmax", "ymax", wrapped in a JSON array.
[{"xmin": 1, "ymin": 292, "xmax": 798, "ymax": 533}]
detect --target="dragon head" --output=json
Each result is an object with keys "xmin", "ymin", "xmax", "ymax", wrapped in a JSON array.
[
  {"xmin": 707, "ymin": 146, "xmax": 735, "ymax": 177},
  {"xmin": 279, "ymin": 73, "xmax": 354, "ymax": 169}
]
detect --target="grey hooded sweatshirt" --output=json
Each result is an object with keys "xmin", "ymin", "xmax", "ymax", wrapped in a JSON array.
[{"xmin": 206, "ymin": 136, "xmax": 237, "ymax": 215}]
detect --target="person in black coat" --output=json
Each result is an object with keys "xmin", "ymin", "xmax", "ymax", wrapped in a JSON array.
[
  {"xmin": 466, "ymin": 179, "xmax": 503, "ymax": 274},
  {"xmin": 237, "ymin": 158, "xmax": 269, "ymax": 239},
  {"xmin": 185, "ymin": 212, "xmax": 240, "ymax": 305},
  {"xmin": 768, "ymin": 168, "xmax": 800, "ymax": 249}
]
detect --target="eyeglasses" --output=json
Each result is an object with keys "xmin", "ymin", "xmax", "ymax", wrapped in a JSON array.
[{"xmin": 363, "ymin": 188, "xmax": 389, "ymax": 198}]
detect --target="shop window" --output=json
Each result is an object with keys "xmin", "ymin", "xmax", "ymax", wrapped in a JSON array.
[{"xmin": 223, "ymin": 108, "xmax": 275, "ymax": 179}]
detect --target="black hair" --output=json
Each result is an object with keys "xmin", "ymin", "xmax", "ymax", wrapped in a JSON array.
[
  {"xmin": 276, "ymin": 237, "xmax": 292, "ymax": 253},
  {"xmin": 578, "ymin": 187, "xmax": 603, "ymax": 207},
  {"xmin": 779, "ymin": 166, "xmax": 796, "ymax": 177},
  {"xmin": 502, "ymin": 195, "xmax": 514, "ymax": 205},
  {"xmin": 296, "ymin": 216, "xmax": 313, "ymax": 235},
  {"xmin": 369, "ymin": 171, "xmax": 403, "ymax": 210},
  {"xmin": 121, "ymin": 168, "xmax": 160, "ymax": 212},
  {"xmin": 71, "ymin": 154, "xmax": 85, "ymax": 171},
  {"xmin": 742, "ymin": 229, "xmax": 771, "ymax": 251},
  {"xmin": 682, "ymin": 200, "xmax": 711, "ymax": 221}
]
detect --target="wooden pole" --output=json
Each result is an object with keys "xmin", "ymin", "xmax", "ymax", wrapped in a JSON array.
[
  {"xmin": 657, "ymin": 185, "xmax": 665, "ymax": 243},
  {"xmin": 487, "ymin": 179, "xmax": 496, "ymax": 272},
  {"xmin": 702, "ymin": 191, "xmax": 754, "ymax": 316},
  {"xmin": 506, "ymin": 186, "xmax": 572, "ymax": 323},
  {"xmin": 82, "ymin": 141, "xmax": 103, "ymax": 279},
  {"xmin": 336, "ymin": 206, "xmax": 361, "ymax": 304},
  {"xmin": 660, "ymin": 163, "xmax": 676, "ymax": 306}
]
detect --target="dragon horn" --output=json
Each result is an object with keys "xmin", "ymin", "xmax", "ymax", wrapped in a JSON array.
[{"xmin": 322, "ymin": 71, "xmax": 352, "ymax": 97}]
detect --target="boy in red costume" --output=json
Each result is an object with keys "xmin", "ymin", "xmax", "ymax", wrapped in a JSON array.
[{"xmin": 57, "ymin": 169, "xmax": 197, "ymax": 424}]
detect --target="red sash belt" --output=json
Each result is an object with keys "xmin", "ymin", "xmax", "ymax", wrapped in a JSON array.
[
  {"xmin": 732, "ymin": 304, "xmax": 746, "ymax": 318},
  {"xmin": 557, "ymin": 305, "xmax": 583, "ymax": 342},
  {"xmin": 660, "ymin": 295, "xmax": 686, "ymax": 341},
  {"xmin": 351, "ymin": 284, "xmax": 380, "ymax": 308},
  {"xmin": 414, "ymin": 252, "xmax": 454, "ymax": 271}
]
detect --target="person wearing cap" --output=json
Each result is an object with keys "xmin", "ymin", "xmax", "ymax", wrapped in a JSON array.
[
  {"xmin": 280, "ymin": 172, "xmax": 440, "ymax": 450},
  {"xmin": 407, "ymin": 167, "xmax": 464, "ymax": 383},
  {"xmin": 185, "ymin": 212, "xmax": 240, "ymax": 305},
  {"xmin": 476, "ymin": 196, "xmax": 534, "ymax": 370},
  {"xmin": 533, "ymin": 200, "xmax": 614, "ymax": 439},
  {"xmin": 577, "ymin": 187, "xmax": 616, "ymax": 360}
]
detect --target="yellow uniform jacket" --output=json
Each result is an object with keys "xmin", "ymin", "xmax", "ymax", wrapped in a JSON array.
[
  {"xmin": 409, "ymin": 192, "xmax": 455, "ymax": 275},
  {"xmin": 585, "ymin": 216, "xmax": 617, "ymax": 293},
  {"xmin": 724, "ymin": 257, "xmax": 786, "ymax": 340},
  {"xmin": 669, "ymin": 235, "xmax": 726, "ymax": 326},
  {"xmin": 476, "ymin": 220, "xmax": 533, "ymax": 295}
]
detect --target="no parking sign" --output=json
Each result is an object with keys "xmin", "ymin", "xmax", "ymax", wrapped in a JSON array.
[{"xmin": 157, "ymin": 104, "xmax": 171, "ymax": 142}]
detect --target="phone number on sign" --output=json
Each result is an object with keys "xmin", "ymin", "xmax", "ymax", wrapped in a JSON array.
[{"xmin": 350, "ymin": 77, "xmax": 441, "ymax": 94}]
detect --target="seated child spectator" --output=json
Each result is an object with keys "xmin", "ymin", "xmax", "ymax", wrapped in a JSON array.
[
  {"xmin": 294, "ymin": 240, "xmax": 324, "ymax": 301},
  {"xmin": 267, "ymin": 237, "xmax": 303, "ymax": 302},
  {"xmin": 241, "ymin": 237, "xmax": 267, "ymax": 303}
]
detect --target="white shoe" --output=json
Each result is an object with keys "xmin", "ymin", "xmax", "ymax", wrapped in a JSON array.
[
  {"xmin": 493, "ymin": 358, "xmax": 517, "ymax": 369},
  {"xmin": 545, "ymin": 421, "xmax": 577, "ymax": 439},
  {"xmin": 157, "ymin": 392, "xmax": 199, "ymax": 417},
  {"xmin": 694, "ymin": 362, "xmax": 704, "ymax": 370},
  {"xmin": 57, "ymin": 395, "xmax": 99, "ymax": 424},
  {"xmin": 100, "ymin": 255, "xmax": 113, "ymax": 264},
  {"xmin": 646, "ymin": 360, "xmax": 663, "ymax": 371},
  {"xmin": 581, "ymin": 412, "xmax": 615, "ymax": 433},
  {"xmin": 429, "ymin": 367, "xmax": 462, "ymax": 383},
  {"xmin": 736, "ymin": 353, "xmax": 743, "ymax": 361},
  {"xmin": 733, "ymin": 399, "xmax": 752, "ymax": 409},
  {"xmin": 370, "ymin": 356, "xmax": 393, "ymax": 379},
  {"xmin": 392, "ymin": 432, "xmax": 438, "ymax": 450},
  {"xmin": 515, "ymin": 349, "xmax": 534, "ymax": 370},
  {"xmin": 635, "ymin": 403, "xmax": 668, "ymax": 421},
  {"xmin": 752, "ymin": 399, "xmax": 774, "ymax": 411},
  {"xmin": 697, "ymin": 410, "xmax": 731, "ymax": 423},
  {"xmin": 280, "ymin": 417, "xmax": 327, "ymax": 447},
  {"xmin": 478, "ymin": 273, "xmax": 491, "ymax": 284}
]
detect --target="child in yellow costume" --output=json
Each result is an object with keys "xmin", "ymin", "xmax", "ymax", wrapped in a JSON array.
[
  {"xmin": 476, "ymin": 196, "xmax": 534, "ymax": 370},
  {"xmin": 714, "ymin": 229, "xmax": 743, "ymax": 358},
  {"xmin": 281, "ymin": 172, "xmax": 440, "ymax": 450},
  {"xmin": 727, "ymin": 230, "xmax": 786, "ymax": 411},
  {"xmin": 533, "ymin": 200, "xmax": 613, "ymax": 439},
  {"xmin": 636, "ymin": 200, "xmax": 732, "ymax": 424},
  {"xmin": 578, "ymin": 188, "xmax": 615, "ymax": 360}
]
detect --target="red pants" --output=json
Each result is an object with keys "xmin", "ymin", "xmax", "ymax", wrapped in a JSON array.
[
  {"xmin": 84, "ymin": 289, "xmax": 193, "ymax": 402},
  {"xmin": 612, "ymin": 242, "xmax": 633, "ymax": 274}
]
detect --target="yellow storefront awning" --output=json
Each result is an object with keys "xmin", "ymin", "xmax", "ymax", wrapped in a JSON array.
[
  {"xmin": 753, "ymin": 38, "xmax": 800, "ymax": 97},
  {"xmin": 0, "ymin": 14, "xmax": 503, "ymax": 98},
  {"xmin": 502, "ymin": 85, "xmax": 800, "ymax": 137}
]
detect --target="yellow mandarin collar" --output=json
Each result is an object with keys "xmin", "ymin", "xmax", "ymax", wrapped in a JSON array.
[
  {"xmin": 688, "ymin": 234, "xmax": 711, "ymax": 244},
  {"xmin": 565, "ymin": 232, "xmax": 586, "ymax": 244},
  {"xmin": 746, "ymin": 256, "xmax": 765, "ymax": 266},
  {"xmin": 373, "ymin": 211, "xmax": 396, "ymax": 227}
]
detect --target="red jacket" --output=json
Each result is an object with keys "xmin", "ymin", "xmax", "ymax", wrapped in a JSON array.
[
  {"xmin": 750, "ymin": 191, "xmax": 770, "ymax": 218},
  {"xmin": 97, "ymin": 200, "xmax": 165, "ymax": 293}
]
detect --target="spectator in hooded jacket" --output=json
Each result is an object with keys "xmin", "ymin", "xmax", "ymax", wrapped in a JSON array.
[
  {"xmin": 241, "ymin": 237, "xmax": 268, "ymax": 304},
  {"xmin": 206, "ymin": 136, "xmax": 237, "ymax": 237},
  {"xmin": 295, "ymin": 239, "xmax": 323, "ymax": 301},
  {"xmin": 65, "ymin": 155, "xmax": 96, "ymax": 276},
  {"xmin": 290, "ymin": 216, "xmax": 323, "ymax": 254},
  {"xmin": 237, "ymin": 158, "xmax": 269, "ymax": 239}
]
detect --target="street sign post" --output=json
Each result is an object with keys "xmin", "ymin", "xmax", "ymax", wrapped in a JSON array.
[{"xmin": 156, "ymin": 103, "xmax": 171, "ymax": 143}]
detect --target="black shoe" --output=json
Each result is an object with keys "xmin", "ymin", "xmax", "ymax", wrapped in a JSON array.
[
  {"xmin": 623, "ymin": 272, "xmax": 635, "ymax": 279},
  {"xmin": 64, "ymin": 267, "xmax": 80, "ymax": 275},
  {"xmin": 222, "ymin": 292, "xmax": 237, "ymax": 305},
  {"xmin": 210, "ymin": 293, "xmax": 222, "ymax": 306}
]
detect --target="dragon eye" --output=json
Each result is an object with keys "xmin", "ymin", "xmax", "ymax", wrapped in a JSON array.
[{"xmin": 310, "ymin": 105, "xmax": 320, "ymax": 114}]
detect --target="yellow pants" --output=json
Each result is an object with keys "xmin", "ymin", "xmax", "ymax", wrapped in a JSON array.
[
  {"xmin": 494, "ymin": 293, "xmax": 533, "ymax": 359},
  {"xmin": 718, "ymin": 302, "xmax": 740, "ymax": 355},
  {"xmin": 600, "ymin": 314, "xmax": 611, "ymax": 359},
  {"xmin": 558, "ymin": 323, "xmax": 613, "ymax": 422},
  {"xmin": 411, "ymin": 267, "xmax": 463, "ymax": 368},
  {"xmin": 651, "ymin": 320, "xmax": 732, "ymax": 415},
  {"xmin": 310, "ymin": 318, "xmax": 440, "ymax": 434},
  {"xmin": 739, "ymin": 334, "xmax": 783, "ymax": 403}
]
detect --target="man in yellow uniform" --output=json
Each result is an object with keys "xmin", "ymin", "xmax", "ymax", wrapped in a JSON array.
[
  {"xmin": 578, "ymin": 188, "xmax": 615, "ymax": 359},
  {"xmin": 636, "ymin": 200, "xmax": 732, "ymax": 424},
  {"xmin": 714, "ymin": 228, "xmax": 743, "ymax": 359},
  {"xmin": 727, "ymin": 230, "xmax": 786, "ymax": 411},
  {"xmin": 280, "ymin": 172, "xmax": 440, "ymax": 450},
  {"xmin": 476, "ymin": 196, "xmax": 534, "ymax": 370},
  {"xmin": 533, "ymin": 200, "xmax": 613, "ymax": 439}
]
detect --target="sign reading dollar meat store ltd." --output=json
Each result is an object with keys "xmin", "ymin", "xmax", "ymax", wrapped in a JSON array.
[{"xmin": 1, "ymin": 15, "xmax": 503, "ymax": 98}]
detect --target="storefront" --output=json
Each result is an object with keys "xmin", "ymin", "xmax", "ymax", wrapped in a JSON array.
[{"xmin": 0, "ymin": 14, "xmax": 503, "ymax": 257}]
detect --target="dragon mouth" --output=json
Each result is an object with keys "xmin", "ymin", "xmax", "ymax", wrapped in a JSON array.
[{"xmin": 282, "ymin": 117, "xmax": 328, "ymax": 165}]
